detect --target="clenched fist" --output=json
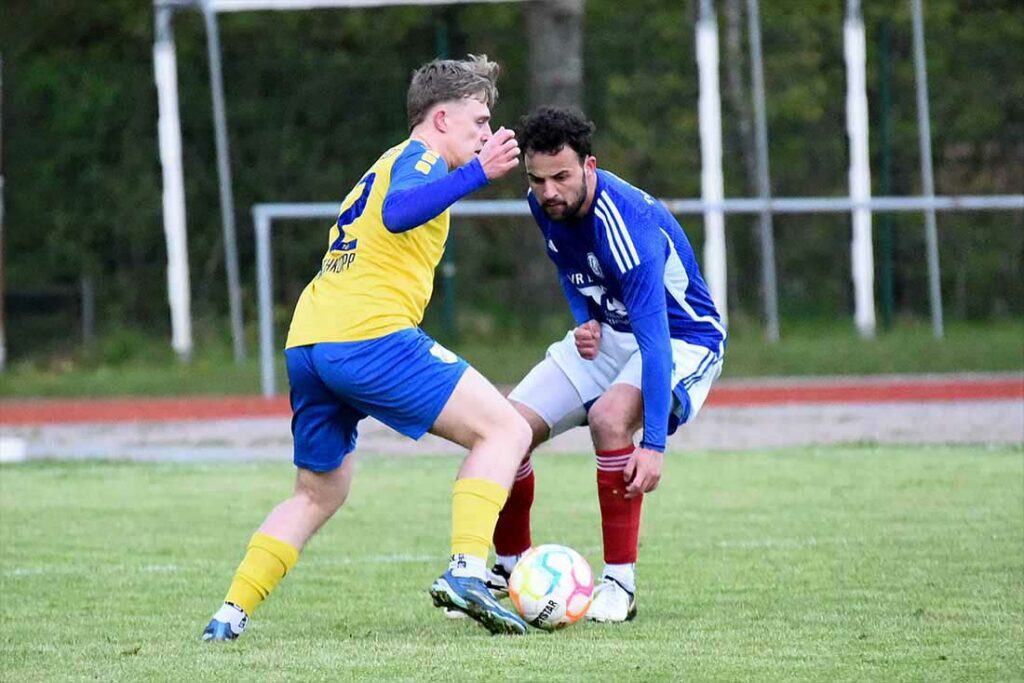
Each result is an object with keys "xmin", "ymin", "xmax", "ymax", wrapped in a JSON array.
[
  {"xmin": 477, "ymin": 127, "xmax": 520, "ymax": 180},
  {"xmin": 574, "ymin": 320, "xmax": 602, "ymax": 360}
]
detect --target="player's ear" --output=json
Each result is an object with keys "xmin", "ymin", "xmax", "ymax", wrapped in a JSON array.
[
  {"xmin": 432, "ymin": 107, "xmax": 448, "ymax": 134},
  {"xmin": 584, "ymin": 155, "xmax": 597, "ymax": 176}
]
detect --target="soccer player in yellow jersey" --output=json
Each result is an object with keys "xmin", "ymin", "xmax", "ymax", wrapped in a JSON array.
[{"xmin": 202, "ymin": 55, "xmax": 532, "ymax": 639}]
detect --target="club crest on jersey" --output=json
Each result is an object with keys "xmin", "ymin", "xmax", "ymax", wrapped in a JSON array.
[{"xmin": 587, "ymin": 253, "xmax": 604, "ymax": 279}]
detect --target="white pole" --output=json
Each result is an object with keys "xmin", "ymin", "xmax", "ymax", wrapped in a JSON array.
[
  {"xmin": 211, "ymin": 0, "xmax": 521, "ymax": 10},
  {"xmin": 844, "ymin": 0, "xmax": 875, "ymax": 338},
  {"xmin": 696, "ymin": 0, "xmax": 728, "ymax": 324},
  {"xmin": 746, "ymin": 0, "xmax": 779, "ymax": 342},
  {"xmin": 254, "ymin": 207, "xmax": 276, "ymax": 397},
  {"xmin": 201, "ymin": 0, "xmax": 247, "ymax": 362},
  {"xmin": 154, "ymin": 7, "xmax": 194, "ymax": 361},
  {"xmin": 911, "ymin": 0, "xmax": 944, "ymax": 338},
  {"xmin": 0, "ymin": 54, "xmax": 6, "ymax": 372}
]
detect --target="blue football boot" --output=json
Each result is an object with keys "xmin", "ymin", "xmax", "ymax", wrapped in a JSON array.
[
  {"xmin": 430, "ymin": 570, "xmax": 526, "ymax": 635},
  {"xmin": 443, "ymin": 563, "xmax": 514, "ymax": 619},
  {"xmin": 201, "ymin": 602, "xmax": 248, "ymax": 641}
]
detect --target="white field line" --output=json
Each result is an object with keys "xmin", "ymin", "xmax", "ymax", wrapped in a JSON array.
[
  {"xmin": 2, "ymin": 554, "xmax": 439, "ymax": 578},
  {"xmin": 714, "ymin": 537, "xmax": 860, "ymax": 549},
  {"xmin": 3, "ymin": 547, "xmax": 618, "ymax": 579},
  {"xmin": 5, "ymin": 540, "xmax": 869, "ymax": 577}
]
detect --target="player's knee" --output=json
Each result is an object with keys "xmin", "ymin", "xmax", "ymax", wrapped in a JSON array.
[
  {"xmin": 463, "ymin": 399, "xmax": 534, "ymax": 460},
  {"xmin": 297, "ymin": 485, "xmax": 348, "ymax": 518},
  {"xmin": 483, "ymin": 408, "xmax": 532, "ymax": 457},
  {"xmin": 508, "ymin": 412, "xmax": 534, "ymax": 456},
  {"xmin": 295, "ymin": 468, "xmax": 351, "ymax": 517},
  {"xmin": 511, "ymin": 401, "xmax": 551, "ymax": 452},
  {"xmin": 587, "ymin": 402, "xmax": 632, "ymax": 444}
]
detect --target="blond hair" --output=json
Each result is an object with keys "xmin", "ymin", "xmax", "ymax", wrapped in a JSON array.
[{"xmin": 406, "ymin": 54, "xmax": 500, "ymax": 130}]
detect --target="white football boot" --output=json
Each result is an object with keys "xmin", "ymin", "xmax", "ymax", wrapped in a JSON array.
[
  {"xmin": 201, "ymin": 602, "xmax": 249, "ymax": 641},
  {"xmin": 585, "ymin": 577, "xmax": 637, "ymax": 622}
]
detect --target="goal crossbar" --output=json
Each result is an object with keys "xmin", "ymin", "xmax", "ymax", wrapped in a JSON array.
[{"xmin": 252, "ymin": 193, "xmax": 1024, "ymax": 396}]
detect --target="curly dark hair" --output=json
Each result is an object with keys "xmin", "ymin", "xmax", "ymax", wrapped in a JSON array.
[{"xmin": 516, "ymin": 106, "xmax": 596, "ymax": 160}]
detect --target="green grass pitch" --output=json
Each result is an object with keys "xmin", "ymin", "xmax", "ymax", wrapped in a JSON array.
[{"xmin": 2, "ymin": 446, "xmax": 1022, "ymax": 681}]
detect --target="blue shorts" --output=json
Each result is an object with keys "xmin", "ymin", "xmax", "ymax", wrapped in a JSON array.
[{"xmin": 285, "ymin": 328, "xmax": 469, "ymax": 472}]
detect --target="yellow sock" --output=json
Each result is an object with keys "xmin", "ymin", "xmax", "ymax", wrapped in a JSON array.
[
  {"xmin": 223, "ymin": 532, "xmax": 299, "ymax": 616},
  {"xmin": 451, "ymin": 478, "xmax": 509, "ymax": 560}
]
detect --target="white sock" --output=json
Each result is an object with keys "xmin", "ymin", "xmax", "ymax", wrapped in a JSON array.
[
  {"xmin": 602, "ymin": 563, "xmax": 636, "ymax": 593},
  {"xmin": 213, "ymin": 602, "xmax": 248, "ymax": 633},
  {"xmin": 449, "ymin": 553, "xmax": 487, "ymax": 580},
  {"xmin": 496, "ymin": 551, "xmax": 528, "ymax": 574}
]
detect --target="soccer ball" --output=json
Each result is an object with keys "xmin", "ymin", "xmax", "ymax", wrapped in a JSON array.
[{"xmin": 508, "ymin": 544, "xmax": 594, "ymax": 631}]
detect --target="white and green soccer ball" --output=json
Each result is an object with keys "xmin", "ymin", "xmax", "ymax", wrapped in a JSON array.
[{"xmin": 508, "ymin": 544, "xmax": 594, "ymax": 631}]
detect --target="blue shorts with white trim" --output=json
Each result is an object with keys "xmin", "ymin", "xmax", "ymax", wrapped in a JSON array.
[{"xmin": 285, "ymin": 328, "xmax": 468, "ymax": 472}]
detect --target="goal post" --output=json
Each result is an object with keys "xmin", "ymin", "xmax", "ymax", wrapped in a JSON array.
[
  {"xmin": 152, "ymin": 0, "xmax": 527, "ymax": 363},
  {"xmin": 155, "ymin": 0, "xmax": 1023, "ymax": 368},
  {"xmin": 252, "ymin": 193, "xmax": 1024, "ymax": 397}
]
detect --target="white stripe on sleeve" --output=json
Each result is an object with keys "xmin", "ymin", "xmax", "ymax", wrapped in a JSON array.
[
  {"xmin": 595, "ymin": 206, "xmax": 629, "ymax": 273},
  {"xmin": 600, "ymin": 193, "xmax": 640, "ymax": 266}
]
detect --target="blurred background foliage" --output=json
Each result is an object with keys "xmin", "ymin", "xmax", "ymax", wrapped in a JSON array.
[{"xmin": 2, "ymin": 0, "xmax": 1022, "ymax": 367}]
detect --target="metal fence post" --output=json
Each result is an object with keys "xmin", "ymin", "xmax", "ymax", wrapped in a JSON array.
[
  {"xmin": 254, "ymin": 207, "xmax": 276, "ymax": 397},
  {"xmin": 912, "ymin": 0, "xmax": 944, "ymax": 338}
]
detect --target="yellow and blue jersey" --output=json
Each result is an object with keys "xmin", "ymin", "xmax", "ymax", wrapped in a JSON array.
[{"xmin": 286, "ymin": 139, "xmax": 488, "ymax": 347}]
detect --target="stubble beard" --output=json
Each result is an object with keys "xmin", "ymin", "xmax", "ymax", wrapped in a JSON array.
[{"xmin": 544, "ymin": 174, "xmax": 589, "ymax": 221}]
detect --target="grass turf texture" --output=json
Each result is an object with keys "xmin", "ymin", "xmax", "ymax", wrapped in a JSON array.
[
  {"xmin": 1, "ymin": 319, "xmax": 1022, "ymax": 397},
  {"xmin": 1, "ymin": 447, "xmax": 1021, "ymax": 681}
]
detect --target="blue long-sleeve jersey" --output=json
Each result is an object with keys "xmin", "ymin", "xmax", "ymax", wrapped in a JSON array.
[
  {"xmin": 528, "ymin": 170, "xmax": 727, "ymax": 451},
  {"xmin": 381, "ymin": 140, "xmax": 488, "ymax": 232}
]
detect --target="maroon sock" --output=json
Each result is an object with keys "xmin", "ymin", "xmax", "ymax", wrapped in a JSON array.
[
  {"xmin": 596, "ymin": 447, "xmax": 643, "ymax": 564},
  {"xmin": 493, "ymin": 459, "xmax": 534, "ymax": 557}
]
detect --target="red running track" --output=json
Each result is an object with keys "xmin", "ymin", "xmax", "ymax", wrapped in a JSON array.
[{"xmin": 0, "ymin": 376, "xmax": 1020, "ymax": 426}]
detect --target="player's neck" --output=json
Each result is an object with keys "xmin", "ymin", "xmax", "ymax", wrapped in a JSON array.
[
  {"xmin": 577, "ymin": 173, "xmax": 598, "ymax": 217},
  {"xmin": 409, "ymin": 130, "xmax": 448, "ymax": 167}
]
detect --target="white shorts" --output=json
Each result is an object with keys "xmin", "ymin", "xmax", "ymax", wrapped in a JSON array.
[{"xmin": 508, "ymin": 324, "xmax": 723, "ymax": 440}]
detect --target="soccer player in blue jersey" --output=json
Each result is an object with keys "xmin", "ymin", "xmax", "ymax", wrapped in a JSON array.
[
  {"xmin": 490, "ymin": 107, "xmax": 726, "ymax": 622},
  {"xmin": 202, "ymin": 55, "xmax": 532, "ymax": 639}
]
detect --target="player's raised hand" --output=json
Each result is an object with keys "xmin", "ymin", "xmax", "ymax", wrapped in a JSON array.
[
  {"xmin": 573, "ymin": 319, "xmax": 602, "ymax": 360},
  {"xmin": 477, "ymin": 127, "xmax": 520, "ymax": 180},
  {"xmin": 623, "ymin": 447, "xmax": 663, "ymax": 499}
]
